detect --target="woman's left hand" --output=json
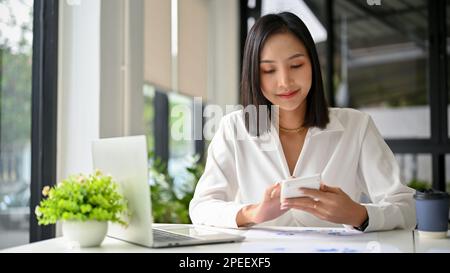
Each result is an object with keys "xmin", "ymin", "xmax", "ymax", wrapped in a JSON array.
[{"xmin": 280, "ymin": 183, "xmax": 368, "ymax": 227}]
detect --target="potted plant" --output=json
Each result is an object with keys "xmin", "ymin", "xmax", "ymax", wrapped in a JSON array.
[
  {"xmin": 35, "ymin": 169, "xmax": 127, "ymax": 247},
  {"xmin": 149, "ymin": 153, "xmax": 204, "ymax": 224},
  {"xmin": 408, "ymin": 179, "xmax": 431, "ymax": 192}
]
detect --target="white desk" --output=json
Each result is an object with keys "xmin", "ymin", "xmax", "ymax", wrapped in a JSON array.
[
  {"xmin": 1, "ymin": 225, "xmax": 449, "ymax": 253},
  {"xmin": 414, "ymin": 230, "xmax": 450, "ymax": 253}
]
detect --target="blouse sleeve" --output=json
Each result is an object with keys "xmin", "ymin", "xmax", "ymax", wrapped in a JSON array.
[
  {"xmin": 189, "ymin": 116, "xmax": 249, "ymax": 228},
  {"xmin": 357, "ymin": 116, "xmax": 416, "ymax": 232}
]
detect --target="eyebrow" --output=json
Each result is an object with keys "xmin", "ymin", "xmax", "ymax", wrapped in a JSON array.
[{"xmin": 260, "ymin": 53, "xmax": 305, "ymax": 63}]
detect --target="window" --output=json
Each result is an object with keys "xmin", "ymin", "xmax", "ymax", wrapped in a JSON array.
[
  {"xmin": 241, "ymin": 0, "xmax": 449, "ymax": 192},
  {"xmin": 0, "ymin": 0, "xmax": 34, "ymax": 249},
  {"xmin": 334, "ymin": 0, "xmax": 429, "ymax": 139},
  {"xmin": 395, "ymin": 154, "xmax": 432, "ymax": 187},
  {"xmin": 143, "ymin": 84, "xmax": 156, "ymax": 155},
  {"xmin": 168, "ymin": 92, "xmax": 195, "ymax": 188},
  {"xmin": 144, "ymin": 85, "xmax": 197, "ymax": 185},
  {"xmin": 144, "ymin": 0, "xmax": 208, "ymax": 177},
  {"xmin": 331, "ymin": 0, "xmax": 447, "ymax": 191}
]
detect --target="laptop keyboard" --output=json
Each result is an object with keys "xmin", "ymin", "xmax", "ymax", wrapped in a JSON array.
[{"xmin": 152, "ymin": 229, "xmax": 196, "ymax": 242}]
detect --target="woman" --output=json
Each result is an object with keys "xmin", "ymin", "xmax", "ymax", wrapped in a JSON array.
[{"xmin": 189, "ymin": 12, "xmax": 416, "ymax": 232}]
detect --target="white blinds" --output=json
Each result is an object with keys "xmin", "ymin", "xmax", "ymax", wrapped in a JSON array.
[
  {"xmin": 144, "ymin": 0, "xmax": 209, "ymax": 99},
  {"xmin": 144, "ymin": 0, "xmax": 172, "ymax": 92}
]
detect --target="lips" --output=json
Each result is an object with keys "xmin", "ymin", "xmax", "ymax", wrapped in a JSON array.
[{"xmin": 277, "ymin": 90, "xmax": 299, "ymax": 99}]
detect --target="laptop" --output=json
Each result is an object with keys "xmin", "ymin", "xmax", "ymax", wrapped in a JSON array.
[{"xmin": 91, "ymin": 135, "xmax": 245, "ymax": 248}]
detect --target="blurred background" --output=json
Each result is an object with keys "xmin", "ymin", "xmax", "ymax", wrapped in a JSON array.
[{"xmin": 0, "ymin": 0, "xmax": 449, "ymax": 249}]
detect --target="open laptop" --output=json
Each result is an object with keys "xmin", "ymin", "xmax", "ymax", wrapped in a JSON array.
[{"xmin": 91, "ymin": 135, "xmax": 245, "ymax": 248}]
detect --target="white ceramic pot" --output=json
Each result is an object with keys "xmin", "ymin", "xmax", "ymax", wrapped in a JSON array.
[{"xmin": 62, "ymin": 220, "xmax": 108, "ymax": 247}]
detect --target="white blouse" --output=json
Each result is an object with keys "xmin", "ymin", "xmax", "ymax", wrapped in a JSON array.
[{"xmin": 189, "ymin": 108, "xmax": 416, "ymax": 232}]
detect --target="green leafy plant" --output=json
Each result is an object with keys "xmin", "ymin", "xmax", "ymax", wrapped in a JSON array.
[
  {"xmin": 35, "ymin": 170, "xmax": 128, "ymax": 226},
  {"xmin": 149, "ymin": 152, "xmax": 204, "ymax": 224},
  {"xmin": 408, "ymin": 179, "xmax": 431, "ymax": 191}
]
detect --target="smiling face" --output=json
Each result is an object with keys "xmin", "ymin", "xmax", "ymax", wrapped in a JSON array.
[{"xmin": 259, "ymin": 31, "xmax": 312, "ymax": 112}]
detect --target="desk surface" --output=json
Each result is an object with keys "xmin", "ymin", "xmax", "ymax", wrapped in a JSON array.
[{"xmin": 2, "ymin": 225, "xmax": 449, "ymax": 253}]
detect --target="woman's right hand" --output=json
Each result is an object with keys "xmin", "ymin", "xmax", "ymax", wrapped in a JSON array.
[{"xmin": 236, "ymin": 182, "xmax": 289, "ymax": 227}]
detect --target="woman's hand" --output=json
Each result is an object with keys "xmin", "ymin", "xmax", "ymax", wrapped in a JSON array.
[
  {"xmin": 236, "ymin": 182, "xmax": 289, "ymax": 227},
  {"xmin": 280, "ymin": 183, "xmax": 368, "ymax": 227}
]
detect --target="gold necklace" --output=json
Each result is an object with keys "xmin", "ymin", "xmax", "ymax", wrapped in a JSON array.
[{"xmin": 279, "ymin": 125, "xmax": 306, "ymax": 134}]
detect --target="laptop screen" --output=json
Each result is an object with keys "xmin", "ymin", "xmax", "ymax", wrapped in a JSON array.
[{"xmin": 92, "ymin": 135, "xmax": 154, "ymax": 247}]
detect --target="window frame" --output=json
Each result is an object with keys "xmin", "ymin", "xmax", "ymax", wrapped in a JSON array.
[{"xmin": 30, "ymin": 0, "xmax": 59, "ymax": 242}]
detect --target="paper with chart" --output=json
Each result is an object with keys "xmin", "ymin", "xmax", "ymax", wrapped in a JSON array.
[
  {"xmin": 239, "ymin": 227, "xmax": 400, "ymax": 253},
  {"xmin": 241, "ymin": 226, "xmax": 370, "ymax": 239}
]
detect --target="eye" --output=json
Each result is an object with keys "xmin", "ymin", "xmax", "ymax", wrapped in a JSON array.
[
  {"xmin": 262, "ymin": 70, "xmax": 275, "ymax": 74},
  {"xmin": 291, "ymin": 64, "xmax": 303, "ymax": 69}
]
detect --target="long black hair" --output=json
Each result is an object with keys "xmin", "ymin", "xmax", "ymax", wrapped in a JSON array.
[{"xmin": 240, "ymin": 12, "xmax": 329, "ymax": 136}]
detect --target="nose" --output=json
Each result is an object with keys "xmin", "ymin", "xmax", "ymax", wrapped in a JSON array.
[{"xmin": 278, "ymin": 67, "xmax": 293, "ymax": 90}]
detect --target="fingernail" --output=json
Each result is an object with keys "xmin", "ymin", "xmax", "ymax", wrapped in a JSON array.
[{"xmin": 298, "ymin": 189, "xmax": 304, "ymax": 194}]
